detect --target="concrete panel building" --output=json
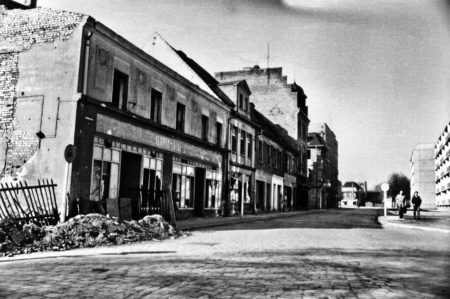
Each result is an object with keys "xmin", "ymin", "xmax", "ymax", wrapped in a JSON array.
[
  {"xmin": 435, "ymin": 121, "xmax": 450, "ymax": 210},
  {"xmin": 410, "ymin": 144, "xmax": 436, "ymax": 209}
]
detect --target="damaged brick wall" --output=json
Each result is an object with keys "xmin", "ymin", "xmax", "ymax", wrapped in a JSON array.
[{"xmin": 0, "ymin": 6, "xmax": 84, "ymax": 178}]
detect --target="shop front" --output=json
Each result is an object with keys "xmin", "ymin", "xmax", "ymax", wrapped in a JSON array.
[{"xmin": 71, "ymin": 111, "xmax": 224, "ymax": 220}]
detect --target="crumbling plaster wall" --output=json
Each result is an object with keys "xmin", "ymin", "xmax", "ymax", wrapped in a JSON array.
[{"xmin": 0, "ymin": 6, "xmax": 85, "ymax": 182}]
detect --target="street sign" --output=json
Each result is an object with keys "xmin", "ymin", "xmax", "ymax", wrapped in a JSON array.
[
  {"xmin": 64, "ymin": 144, "xmax": 76, "ymax": 163},
  {"xmin": 381, "ymin": 183, "xmax": 389, "ymax": 192}
]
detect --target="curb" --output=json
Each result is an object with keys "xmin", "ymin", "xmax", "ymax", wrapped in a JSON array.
[
  {"xmin": 378, "ymin": 216, "xmax": 450, "ymax": 234},
  {"xmin": 177, "ymin": 210, "xmax": 326, "ymax": 230}
]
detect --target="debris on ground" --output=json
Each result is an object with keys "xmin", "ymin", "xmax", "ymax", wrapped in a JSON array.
[{"xmin": 0, "ymin": 214, "xmax": 187, "ymax": 257}]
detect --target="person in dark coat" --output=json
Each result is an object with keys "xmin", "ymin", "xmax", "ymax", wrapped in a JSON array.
[{"xmin": 411, "ymin": 191, "xmax": 422, "ymax": 220}]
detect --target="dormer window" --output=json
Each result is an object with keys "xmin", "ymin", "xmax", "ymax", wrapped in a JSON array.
[
  {"xmin": 244, "ymin": 97, "xmax": 249, "ymax": 112},
  {"xmin": 239, "ymin": 94, "xmax": 244, "ymax": 110}
]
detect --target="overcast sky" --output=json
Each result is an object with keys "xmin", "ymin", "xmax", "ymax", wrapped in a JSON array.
[{"xmin": 40, "ymin": 0, "xmax": 450, "ymax": 188}]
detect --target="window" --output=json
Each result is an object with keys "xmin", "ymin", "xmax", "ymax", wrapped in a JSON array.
[
  {"xmin": 150, "ymin": 89, "xmax": 162, "ymax": 123},
  {"xmin": 244, "ymin": 97, "xmax": 249, "ymax": 112},
  {"xmin": 247, "ymin": 133, "xmax": 252, "ymax": 159},
  {"xmin": 90, "ymin": 146, "xmax": 121, "ymax": 211},
  {"xmin": 215, "ymin": 122, "xmax": 222, "ymax": 146},
  {"xmin": 240, "ymin": 130, "xmax": 246, "ymax": 156},
  {"xmin": 239, "ymin": 94, "xmax": 244, "ymax": 110},
  {"xmin": 142, "ymin": 156, "xmax": 163, "ymax": 212},
  {"xmin": 172, "ymin": 162, "xmax": 195, "ymax": 209},
  {"xmin": 231, "ymin": 126, "xmax": 237, "ymax": 152},
  {"xmin": 264, "ymin": 142, "xmax": 269, "ymax": 164},
  {"xmin": 258, "ymin": 140, "xmax": 263, "ymax": 161},
  {"xmin": 205, "ymin": 170, "xmax": 222, "ymax": 209},
  {"xmin": 112, "ymin": 69, "xmax": 129, "ymax": 111},
  {"xmin": 176, "ymin": 103, "xmax": 185, "ymax": 132},
  {"xmin": 201, "ymin": 115, "xmax": 209, "ymax": 141},
  {"xmin": 268, "ymin": 146, "xmax": 273, "ymax": 166}
]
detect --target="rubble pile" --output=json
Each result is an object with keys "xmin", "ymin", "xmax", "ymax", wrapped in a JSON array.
[{"xmin": 0, "ymin": 214, "xmax": 180, "ymax": 257}]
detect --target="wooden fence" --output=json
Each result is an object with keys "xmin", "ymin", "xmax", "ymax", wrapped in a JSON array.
[{"xmin": 0, "ymin": 179, "xmax": 59, "ymax": 225}]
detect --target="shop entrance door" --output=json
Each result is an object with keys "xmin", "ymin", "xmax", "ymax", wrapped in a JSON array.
[
  {"xmin": 119, "ymin": 151, "xmax": 142, "ymax": 220},
  {"xmin": 256, "ymin": 181, "xmax": 264, "ymax": 211},
  {"xmin": 194, "ymin": 168, "xmax": 205, "ymax": 216},
  {"xmin": 266, "ymin": 183, "xmax": 271, "ymax": 211}
]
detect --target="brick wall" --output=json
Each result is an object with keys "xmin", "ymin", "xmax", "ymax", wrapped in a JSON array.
[{"xmin": 0, "ymin": 6, "xmax": 83, "ymax": 178}]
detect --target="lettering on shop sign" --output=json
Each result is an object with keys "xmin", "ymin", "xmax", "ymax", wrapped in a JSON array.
[{"xmin": 96, "ymin": 114, "xmax": 220, "ymax": 166}]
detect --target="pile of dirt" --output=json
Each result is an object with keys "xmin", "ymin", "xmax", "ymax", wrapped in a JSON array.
[{"xmin": 0, "ymin": 214, "xmax": 182, "ymax": 257}]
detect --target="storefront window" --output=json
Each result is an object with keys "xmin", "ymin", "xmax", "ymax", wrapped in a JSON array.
[
  {"xmin": 90, "ymin": 146, "xmax": 121, "ymax": 213},
  {"xmin": 142, "ymin": 156, "xmax": 163, "ymax": 212},
  {"xmin": 172, "ymin": 162, "xmax": 195, "ymax": 209},
  {"xmin": 205, "ymin": 170, "xmax": 222, "ymax": 209}
]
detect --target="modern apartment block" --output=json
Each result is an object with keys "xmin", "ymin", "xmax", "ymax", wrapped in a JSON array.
[
  {"xmin": 410, "ymin": 144, "xmax": 436, "ymax": 209},
  {"xmin": 435, "ymin": 121, "xmax": 450, "ymax": 210}
]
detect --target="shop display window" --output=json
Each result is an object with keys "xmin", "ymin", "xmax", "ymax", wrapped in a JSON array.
[{"xmin": 172, "ymin": 162, "xmax": 195, "ymax": 209}]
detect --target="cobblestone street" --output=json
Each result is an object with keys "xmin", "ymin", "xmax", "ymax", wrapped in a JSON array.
[{"xmin": 1, "ymin": 209, "xmax": 449, "ymax": 298}]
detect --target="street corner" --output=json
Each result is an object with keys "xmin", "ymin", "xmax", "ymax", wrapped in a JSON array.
[{"xmin": 378, "ymin": 215, "xmax": 450, "ymax": 234}]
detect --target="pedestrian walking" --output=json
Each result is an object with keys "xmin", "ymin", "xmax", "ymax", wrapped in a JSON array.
[
  {"xmin": 411, "ymin": 191, "xmax": 422, "ymax": 220},
  {"xmin": 396, "ymin": 190, "xmax": 405, "ymax": 220}
]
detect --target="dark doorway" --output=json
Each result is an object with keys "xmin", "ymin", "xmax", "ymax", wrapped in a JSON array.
[
  {"xmin": 194, "ymin": 167, "xmax": 206, "ymax": 216},
  {"xmin": 256, "ymin": 180, "xmax": 265, "ymax": 211},
  {"xmin": 285, "ymin": 186, "xmax": 292, "ymax": 210},
  {"xmin": 266, "ymin": 183, "xmax": 271, "ymax": 211},
  {"xmin": 119, "ymin": 151, "xmax": 141, "ymax": 220}
]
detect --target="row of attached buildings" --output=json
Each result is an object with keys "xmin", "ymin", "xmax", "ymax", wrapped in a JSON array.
[
  {"xmin": 0, "ymin": 4, "xmax": 329, "ymax": 221},
  {"xmin": 409, "ymin": 121, "xmax": 450, "ymax": 210}
]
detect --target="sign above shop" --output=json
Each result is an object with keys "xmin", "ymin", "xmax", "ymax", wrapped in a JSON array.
[{"xmin": 96, "ymin": 114, "xmax": 221, "ymax": 167}]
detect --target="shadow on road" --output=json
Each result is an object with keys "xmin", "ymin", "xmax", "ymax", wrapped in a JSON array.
[{"xmin": 198, "ymin": 209, "xmax": 384, "ymax": 231}]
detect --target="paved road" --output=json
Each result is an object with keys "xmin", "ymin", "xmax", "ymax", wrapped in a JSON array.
[{"xmin": 0, "ymin": 209, "xmax": 449, "ymax": 298}]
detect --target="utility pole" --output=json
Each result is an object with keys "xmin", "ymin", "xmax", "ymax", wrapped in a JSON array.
[{"xmin": 267, "ymin": 41, "xmax": 270, "ymax": 84}]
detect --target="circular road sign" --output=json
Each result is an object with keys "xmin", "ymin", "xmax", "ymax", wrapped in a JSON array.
[
  {"xmin": 381, "ymin": 183, "xmax": 389, "ymax": 192},
  {"xmin": 64, "ymin": 144, "xmax": 76, "ymax": 163}
]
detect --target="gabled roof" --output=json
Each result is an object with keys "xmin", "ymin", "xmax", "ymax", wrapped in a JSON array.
[
  {"xmin": 251, "ymin": 107, "xmax": 300, "ymax": 153},
  {"xmin": 143, "ymin": 33, "xmax": 234, "ymax": 108},
  {"xmin": 217, "ymin": 80, "xmax": 252, "ymax": 95},
  {"xmin": 343, "ymin": 182, "xmax": 362, "ymax": 189},
  {"xmin": 307, "ymin": 132, "xmax": 325, "ymax": 147},
  {"xmin": 174, "ymin": 50, "xmax": 235, "ymax": 107}
]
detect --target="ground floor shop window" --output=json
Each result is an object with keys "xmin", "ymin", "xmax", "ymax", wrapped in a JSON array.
[
  {"xmin": 142, "ymin": 156, "xmax": 163, "ymax": 211},
  {"xmin": 90, "ymin": 146, "xmax": 120, "ymax": 214},
  {"xmin": 172, "ymin": 162, "xmax": 195, "ymax": 209},
  {"xmin": 205, "ymin": 170, "xmax": 222, "ymax": 209}
]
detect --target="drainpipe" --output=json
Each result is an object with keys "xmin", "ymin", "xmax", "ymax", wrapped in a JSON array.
[{"xmin": 82, "ymin": 30, "xmax": 92, "ymax": 95}]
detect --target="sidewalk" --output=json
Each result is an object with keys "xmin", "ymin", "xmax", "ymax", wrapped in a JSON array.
[
  {"xmin": 378, "ymin": 209, "xmax": 450, "ymax": 234},
  {"xmin": 176, "ymin": 209, "xmax": 326, "ymax": 230}
]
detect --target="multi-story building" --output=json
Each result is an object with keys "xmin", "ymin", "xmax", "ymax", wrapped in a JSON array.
[
  {"xmin": 410, "ymin": 144, "xmax": 436, "ymax": 209},
  {"xmin": 251, "ymin": 106, "xmax": 300, "ymax": 212},
  {"xmin": 435, "ymin": 121, "xmax": 450, "ymax": 210},
  {"xmin": 340, "ymin": 182, "xmax": 363, "ymax": 208},
  {"xmin": 307, "ymin": 123, "xmax": 339, "ymax": 209},
  {"xmin": 0, "ymin": 6, "xmax": 233, "ymax": 220},
  {"xmin": 215, "ymin": 66, "xmax": 310, "ymax": 208},
  {"xmin": 216, "ymin": 80, "xmax": 257, "ymax": 216}
]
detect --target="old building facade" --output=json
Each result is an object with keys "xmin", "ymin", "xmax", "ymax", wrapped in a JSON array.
[
  {"xmin": 1, "ymin": 6, "xmax": 233, "ymax": 220},
  {"xmin": 215, "ymin": 66, "xmax": 310, "ymax": 208},
  {"xmin": 308, "ymin": 123, "xmax": 339, "ymax": 209},
  {"xmin": 252, "ymin": 108, "xmax": 300, "ymax": 212}
]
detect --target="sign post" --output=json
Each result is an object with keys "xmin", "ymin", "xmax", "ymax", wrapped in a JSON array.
[
  {"xmin": 381, "ymin": 183, "xmax": 389, "ymax": 217},
  {"xmin": 61, "ymin": 144, "xmax": 76, "ymax": 222}
]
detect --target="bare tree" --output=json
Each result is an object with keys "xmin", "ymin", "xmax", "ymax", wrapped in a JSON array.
[{"xmin": 387, "ymin": 172, "xmax": 410, "ymax": 200}]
